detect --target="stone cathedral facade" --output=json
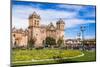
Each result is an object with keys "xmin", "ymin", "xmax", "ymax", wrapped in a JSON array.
[{"xmin": 12, "ymin": 12, "xmax": 65, "ymax": 47}]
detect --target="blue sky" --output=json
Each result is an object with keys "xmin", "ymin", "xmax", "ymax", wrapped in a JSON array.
[{"xmin": 12, "ymin": 0, "xmax": 96, "ymax": 39}]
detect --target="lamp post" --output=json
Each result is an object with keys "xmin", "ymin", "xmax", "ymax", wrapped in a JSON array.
[
  {"xmin": 77, "ymin": 32, "xmax": 81, "ymax": 49},
  {"xmin": 77, "ymin": 32, "xmax": 81, "ymax": 41},
  {"xmin": 80, "ymin": 26, "xmax": 86, "ymax": 50}
]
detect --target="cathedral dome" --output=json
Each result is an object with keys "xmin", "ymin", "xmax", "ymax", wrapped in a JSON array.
[{"xmin": 56, "ymin": 18, "xmax": 65, "ymax": 24}]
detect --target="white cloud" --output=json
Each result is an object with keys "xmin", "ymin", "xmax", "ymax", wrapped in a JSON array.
[
  {"xmin": 12, "ymin": 3, "xmax": 95, "ymax": 29},
  {"xmin": 65, "ymin": 35, "xmax": 95, "ymax": 39},
  {"xmin": 84, "ymin": 35, "xmax": 95, "ymax": 39},
  {"xmin": 57, "ymin": 4, "xmax": 83, "ymax": 11},
  {"xmin": 65, "ymin": 18, "xmax": 95, "ymax": 28},
  {"xmin": 12, "ymin": 16, "xmax": 28, "ymax": 29},
  {"xmin": 12, "ymin": 4, "xmax": 76, "ymax": 29}
]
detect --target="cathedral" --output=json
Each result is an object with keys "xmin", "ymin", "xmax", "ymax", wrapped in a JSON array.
[{"xmin": 12, "ymin": 12, "xmax": 65, "ymax": 48}]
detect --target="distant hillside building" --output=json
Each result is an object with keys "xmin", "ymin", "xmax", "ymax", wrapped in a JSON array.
[{"xmin": 12, "ymin": 12, "xmax": 65, "ymax": 47}]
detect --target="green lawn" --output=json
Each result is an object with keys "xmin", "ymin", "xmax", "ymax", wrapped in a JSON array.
[
  {"xmin": 11, "ymin": 49, "xmax": 96, "ymax": 66},
  {"xmin": 68, "ymin": 50, "xmax": 96, "ymax": 61}
]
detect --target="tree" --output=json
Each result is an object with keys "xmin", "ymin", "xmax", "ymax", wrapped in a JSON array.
[
  {"xmin": 57, "ymin": 38, "xmax": 64, "ymax": 47},
  {"xmin": 45, "ymin": 37, "xmax": 56, "ymax": 48},
  {"xmin": 28, "ymin": 37, "xmax": 36, "ymax": 50}
]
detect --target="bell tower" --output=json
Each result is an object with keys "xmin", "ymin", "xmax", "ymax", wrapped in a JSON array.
[
  {"xmin": 56, "ymin": 18, "xmax": 65, "ymax": 42},
  {"xmin": 56, "ymin": 18, "xmax": 65, "ymax": 31},
  {"xmin": 28, "ymin": 11, "xmax": 42, "ymax": 47},
  {"xmin": 29, "ymin": 11, "xmax": 41, "ymax": 27},
  {"xmin": 28, "ymin": 12, "xmax": 41, "ymax": 40}
]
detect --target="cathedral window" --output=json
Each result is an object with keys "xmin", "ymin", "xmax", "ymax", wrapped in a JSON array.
[
  {"xmin": 34, "ymin": 16, "xmax": 36, "ymax": 18},
  {"xmin": 13, "ymin": 34, "xmax": 16, "ymax": 37},
  {"xmin": 35, "ymin": 22, "xmax": 36, "ymax": 25},
  {"xmin": 36, "ymin": 34, "xmax": 38, "ymax": 36},
  {"xmin": 34, "ymin": 20, "xmax": 36, "ymax": 23},
  {"xmin": 37, "ymin": 23, "xmax": 39, "ymax": 26}
]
